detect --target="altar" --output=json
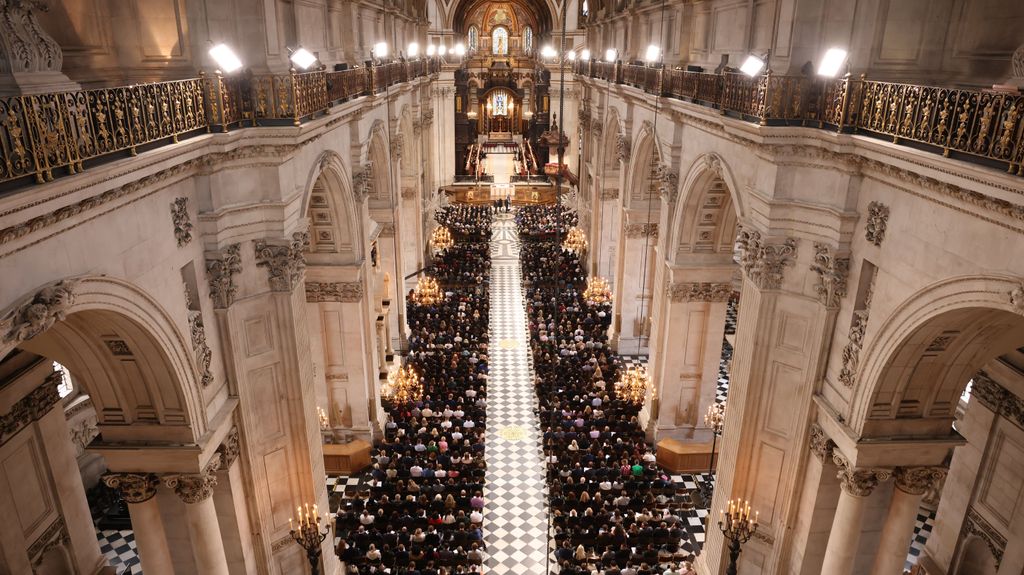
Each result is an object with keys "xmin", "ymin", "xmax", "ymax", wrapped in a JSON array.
[{"xmin": 490, "ymin": 183, "xmax": 514, "ymax": 200}]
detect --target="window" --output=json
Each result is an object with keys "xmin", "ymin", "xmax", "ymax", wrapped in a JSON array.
[
  {"xmin": 53, "ymin": 361, "xmax": 74, "ymax": 399},
  {"xmin": 523, "ymin": 27, "xmax": 533, "ymax": 53},
  {"xmin": 469, "ymin": 26, "xmax": 479, "ymax": 51},
  {"xmin": 582, "ymin": 0, "xmax": 589, "ymax": 16},
  {"xmin": 492, "ymin": 27, "xmax": 509, "ymax": 55}
]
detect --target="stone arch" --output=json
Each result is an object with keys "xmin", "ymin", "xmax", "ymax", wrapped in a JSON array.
[
  {"xmin": 398, "ymin": 107, "xmax": 417, "ymax": 179},
  {"xmin": 959, "ymin": 535, "xmax": 999, "ymax": 575},
  {"xmin": 366, "ymin": 121, "xmax": 393, "ymax": 204},
  {"xmin": 852, "ymin": 275, "xmax": 1024, "ymax": 438},
  {"xmin": 668, "ymin": 153, "xmax": 743, "ymax": 266},
  {"xmin": 623, "ymin": 121, "xmax": 661, "ymax": 206},
  {"xmin": 304, "ymin": 151, "xmax": 363, "ymax": 265},
  {"xmin": 1, "ymin": 276, "xmax": 205, "ymax": 444}
]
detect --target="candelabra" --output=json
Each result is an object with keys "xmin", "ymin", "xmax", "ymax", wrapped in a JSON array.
[
  {"xmin": 562, "ymin": 226, "xmax": 588, "ymax": 253},
  {"xmin": 289, "ymin": 503, "xmax": 329, "ymax": 575},
  {"xmin": 317, "ymin": 406, "xmax": 330, "ymax": 431},
  {"xmin": 615, "ymin": 365, "xmax": 653, "ymax": 405},
  {"xmin": 381, "ymin": 364, "xmax": 423, "ymax": 406},
  {"xmin": 719, "ymin": 499, "xmax": 758, "ymax": 575},
  {"xmin": 430, "ymin": 226, "xmax": 454, "ymax": 252},
  {"xmin": 703, "ymin": 401, "xmax": 725, "ymax": 500},
  {"xmin": 583, "ymin": 276, "xmax": 613, "ymax": 306},
  {"xmin": 411, "ymin": 275, "xmax": 444, "ymax": 306}
]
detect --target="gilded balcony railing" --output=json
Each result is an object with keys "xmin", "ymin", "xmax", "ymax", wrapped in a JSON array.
[
  {"xmin": 0, "ymin": 59, "xmax": 439, "ymax": 187},
  {"xmin": 577, "ymin": 62, "xmax": 1024, "ymax": 175}
]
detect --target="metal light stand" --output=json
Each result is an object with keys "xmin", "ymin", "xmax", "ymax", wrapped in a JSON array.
[
  {"xmin": 702, "ymin": 402, "xmax": 725, "ymax": 501},
  {"xmin": 718, "ymin": 499, "xmax": 757, "ymax": 575},
  {"xmin": 290, "ymin": 505, "xmax": 329, "ymax": 575}
]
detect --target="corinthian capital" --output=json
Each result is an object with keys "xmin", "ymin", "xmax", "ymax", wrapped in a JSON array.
[
  {"xmin": 103, "ymin": 473, "xmax": 160, "ymax": 504},
  {"xmin": 164, "ymin": 456, "xmax": 221, "ymax": 504},
  {"xmin": 894, "ymin": 466, "xmax": 947, "ymax": 496},
  {"xmin": 833, "ymin": 452, "xmax": 891, "ymax": 497}
]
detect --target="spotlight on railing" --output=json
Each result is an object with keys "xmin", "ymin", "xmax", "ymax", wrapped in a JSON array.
[
  {"xmin": 209, "ymin": 43, "xmax": 243, "ymax": 74},
  {"xmin": 541, "ymin": 45, "xmax": 557, "ymax": 59},
  {"xmin": 289, "ymin": 47, "xmax": 318, "ymax": 70},
  {"xmin": 580, "ymin": 49, "xmax": 591, "ymax": 61},
  {"xmin": 566, "ymin": 51, "xmax": 576, "ymax": 61},
  {"xmin": 644, "ymin": 44, "xmax": 661, "ymax": 64},
  {"xmin": 454, "ymin": 43, "xmax": 466, "ymax": 57},
  {"xmin": 817, "ymin": 47, "xmax": 848, "ymax": 77},
  {"xmin": 739, "ymin": 54, "xmax": 766, "ymax": 77},
  {"xmin": 373, "ymin": 41, "xmax": 389, "ymax": 59},
  {"xmin": 604, "ymin": 48, "xmax": 618, "ymax": 62},
  {"xmin": 426, "ymin": 44, "xmax": 436, "ymax": 57},
  {"xmin": 438, "ymin": 44, "xmax": 448, "ymax": 57},
  {"xmin": 408, "ymin": 42, "xmax": 420, "ymax": 58}
]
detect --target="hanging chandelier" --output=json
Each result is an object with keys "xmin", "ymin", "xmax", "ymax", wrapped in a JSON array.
[
  {"xmin": 411, "ymin": 275, "xmax": 444, "ymax": 305},
  {"xmin": 430, "ymin": 226, "xmax": 454, "ymax": 251},
  {"xmin": 615, "ymin": 364, "xmax": 653, "ymax": 405},
  {"xmin": 562, "ymin": 227, "xmax": 588, "ymax": 253},
  {"xmin": 583, "ymin": 276, "xmax": 613, "ymax": 305},
  {"xmin": 381, "ymin": 365, "xmax": 423, "ymax": 405}
]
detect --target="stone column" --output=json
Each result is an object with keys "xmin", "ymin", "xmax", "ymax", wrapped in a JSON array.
[
  {"xmin": 871, "ymin": 467, "xmax": 947, "ymax": 575},
  {"xmin": 787, "ymin": 424, "xmax": 842, "ymax": 575},
  {"xmin": 164, "ymin": 462, "xmax": 231, "ymax": 575},
  {"xmin": 103, "ymin": 474, "xmax": 175, "ymax": 575},
  {"xmin": 820, "ymin": 454, "xmax": 891, "ymax": 575}
]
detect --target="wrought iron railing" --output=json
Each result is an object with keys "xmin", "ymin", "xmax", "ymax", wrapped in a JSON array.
[
  {"xmin": 0, "ymin": 58, "xmax": 441, "ymax": 187},
  {"xmin": 574, "ymin": 61, "xmax": 1024, "ymax": 175}
]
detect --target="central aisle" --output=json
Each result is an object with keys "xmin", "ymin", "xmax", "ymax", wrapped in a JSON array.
[{"xmin": 484, "ymin": 213, "xmax": 549, "ymax": 574}]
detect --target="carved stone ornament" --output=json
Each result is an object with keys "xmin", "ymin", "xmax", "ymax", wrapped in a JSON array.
[
  {"xmin": 164, "ymin": 457, "xmax": 220, "ymax": 504},
  {"xmin": 401, "ymin": 187, "xmax": 416, "ymax": 200},
  {"xmin": 171, "ymin": 197, "xmax": 193, "ymax": 247},
  {"xmin": 2, "ymin": 279, "xmax": 78, "ymax": 344},
  {"xmin": 412, "ymin": 119, "xmax": 422, "ymax": 136},
  {"xmin": 865, "ymin": 201, "xmax": 890, "ymax": 247},
  {"xmin": 1010, "ymin": 282, "xmax": 1024, "ymax": 313},
  {"xmin": 353, "ymin": 163, "xmax": 373, "ymax": 201},
  {"xmin": 963, "ymin": 508, "xmax": 1006, "ymax": 567},
  {"xmin": 1011, "ymin": 44, "xmax": 1024, "ymax": 81},
  {"xmin": 188, "ymin": 310, "xmax": 214, "ymax": 387},
  {"xmin": 255, "ymin": 231, "xmax": 310, "ymax": 292},
  {"xmin": 600, "ymin": 188, "xmax": 619, "ymax": 201},
  {"xmin": 893, "ymin": 466, "xmax": 947, "ymax": 496},
  {"xmin": 705, "ymin": 154, "xmax": 724, "ymax": 177},
  {"xmin": 0, "ymin": 376, "xmax": 60, "ymax": 447},
  {"xmin": 27, "ymin": 518, "xmax": 70, "ymax": 569},
  {"xmin": 810, "ymin": 243, "xmax": 850, "ymax": 308},
  {"xmin": 967, "ymin": 371, "xmax": 1024, "ymax": 431},
  {"xmin": 0, "ymin": 0, "xmax": 64, "ymax": 75},
  {"xmin": 669, "ymin": 282, "xmax": 733, "ymax": 302},
  {"xmin": 809, "ymin": 423, "xmax": 835, "ymax": 462},
  {"xmin": 655, "ymin": 164, "xmax": 679, "ymax": 204},
  {"xmin": 736, "ymin": 229, "xmax": 797, "ymax": 290},
  {"xmin": 625, "ymin": 223, "xmax": 658, "ymax": 238},
  {"xmin": 206, "ymin": 244, "xmax": 242, "ymax": 309},
  {"xmin": 838, "ymin": 310, "xmax": 869, "ymax": 387},
  {"xmin": 592, "ymin": 121, "xmax": 603, "ymax": 137},
  {"xmin": 422, "ymin": 108, "xmax": 434, "ymax": 125},
  {"xmin": 103, "ymin": 473, "xmax": 160, "ymax": 504},
  {"xmin": 305, "ymin": 281, "xmax": 365, "ymax": 302},
  {"xmin": 379, "ymin": 222, "xmax": 396, "ymax": 237},
  {"xmin": 217, "ymin": 427, "xmax": 241, "ymax": 469},
  {"xmin": 390, "ymin": 134, "xmax": 404, "ymax": 161},
  {"xmin": 833, "ymin": 453, "xmax": 891, "ymax": 497},
  {"xmin": 615, "ymin": 133, "xmax": 630, "ymax": 163}
]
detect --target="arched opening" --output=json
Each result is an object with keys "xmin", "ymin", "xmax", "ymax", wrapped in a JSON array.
[{"xmin": 958, "ymin": 536, "xmax": 998, "ymax": 575}]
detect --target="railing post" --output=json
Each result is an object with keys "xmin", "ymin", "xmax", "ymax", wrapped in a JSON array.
[
  {"xmin": 760, "ymin": 70, "xmax": 772, "ymax": 125},
  {"xmin": 289, "ymin": 69, "xmax": 301, "ymax": 126}
]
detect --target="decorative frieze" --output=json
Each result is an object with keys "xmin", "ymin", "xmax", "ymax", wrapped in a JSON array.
[
  {"xmin": 669, "ymin": 282, "xmax": 733, "ymax": 302},
  {"xmin": 809, "ymin": 423, "xmax": 835, "ymax": 462},
  {"xmin": 305, "ymin": 281, "xmax": 365, "ymax": 302},
  {"xmin": 104, "ymin": 339, "xmax": 131, "ymax": 356},
  {"xmin": 736, "ymin": 229, "xmax": 797, "ymax": 290},
  {"xmin": 1010, "ymin": 281, "xmax": 1024, "ymax": 313},
  {"xmin": 255, "ymin": 231, "xmax": 310, "ymax": 292},
  {"xmin": 962, "ymin": 508, "xmax": 1006, "ymax": 567},
  {"xmin": 615, "ymin": 133, "xmax": 630, "ymax": 163},
  {"xmin": 401, "ymin": 187, "xmax": 416, "ymax": 200},
  {"xmin": 969, "ymin": 370, "xmax": 1024, "ymax": 432},
  {"xmin": 893, "ymin": 466, "xmax": 947, "ymax": 496},
  {"xmin": 103, "ymin": 473, "xmax": 161, "ymax": 504},
  {"xmin": 600, "ymin": 188, "xmax": 619, "ymax": 201},
  {"xmin": 865, "ymin": 201, "xmax": 890, "ymax": 246},
  {"xmin": 0, "ymin": 376, "xmax": 61, "ymax": 447},
  {"xmin": 378, "ymin": 222, "xmax": 396, "ymax": 237},
  {"xmin": 625, "ymin": 223, "xmax": 658, "ymax": 238},
  {"xmin": 810, "ymin": 243, "xmax": 850, "ymax": 308},
  {"xmin": 164, "ymin": 457, "xmax": 220, "ymax": 504},
  {"xmin": 838, "ymin": 310, "xmax": 868, "ymax": 387},
  {"xmin": 206, "ymin": 244, "xmax": 242, "ymax": 309},
  {"xmin": 2, "ymin": 279, "xmax": 78, "ymax": 344},
  {"xmin": 217, "ymin": 427, "xmax": 241, "ymax": 469},
  {"xmin": 27, "ymin": 518, "xmax": 70, "ymax": 569},
  {"xmin": 171, "ymin": 197, "xmax": 192, "ymax": 247},
  {"xmin": 188, "ymin": 310, "xmax": 214, "ymax": 387},
  {"xmin": 353, "ymin": 163, "xmax": 373, "ymax": 200},
  {"xmin": 833, "ymin": 452, "xmax": 891, "ymax": 497}
]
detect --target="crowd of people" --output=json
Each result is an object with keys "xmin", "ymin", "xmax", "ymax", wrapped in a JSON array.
[
  {"xmin": 517, "ymin": 205, "xmax": 698, "ymax": 575},
  {"xmin": 335, "ymin": 206, "xmax": 493, "ymax": 575}
]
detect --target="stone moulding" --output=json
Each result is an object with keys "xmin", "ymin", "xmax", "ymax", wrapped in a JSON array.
[
  {"xmin": 305, "ymin": 281, "xmax": 365, "ymax": 302},
  {"xmin": 668, "ymin": 282, "xmax": 733, "ymax": 302},
  {"xmin": 0, "ymin": 376, "xmax": 61, "ymax": 447},
  {"xmin": 624, "ymin": 222, "xmax": 658, "ymax": 238},
  {"xmin": 962, "ymin": 507, "xmax": 1006, "ymax": 567},
  {"xmin": 27, "ymin": 518, "xmax": 70, "ymax": 569}
]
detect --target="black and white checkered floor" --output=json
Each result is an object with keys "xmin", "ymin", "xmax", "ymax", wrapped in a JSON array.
[
  {"xmin": 484, "ymin": 216, "xmax": 549, "ymax": 573},
  {"xmin": 96, "ymin": 529, "xmax": 142, "ymax": 574}
]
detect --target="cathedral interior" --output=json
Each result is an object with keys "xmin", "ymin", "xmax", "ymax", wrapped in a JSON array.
[{"xmin": 1, "ymin": 1, "xmax": 1024, "ymax": 574}]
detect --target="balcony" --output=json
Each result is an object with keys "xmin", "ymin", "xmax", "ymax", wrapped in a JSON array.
[
  {"xmin": 0, "ymin": 59, "xmax": 442, "ymax": 189},
  {"xmin": 574, "ymin": 61, "xmax": 1024, "ymax": 177}
]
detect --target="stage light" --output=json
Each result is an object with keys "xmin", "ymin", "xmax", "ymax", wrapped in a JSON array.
[
  {"xmin": 567, "ymin": 51, "xmax": 576, "ymax": 61},
  {"xmin": 373, "ymin": 41, "xmax": 389, "ymax": 59},
  {"xmin": 438, "ymin": 44, "xmax": 448, "ymax": 56},
  {"xmin": 644, "ymin": 44, "xmax": 660, "ymax": 63},
  {"xmin": 426, "ymin": 44, "xmax": 436, "ymax": 56},
  {"xmin": 817, "ymin": 48, "xmax": 848, "ymax": 77},
  {"xmin": 541, "ymin": 45, "xmax": 557, "ymax": 59},
  {"xmin": 290, "ymin": 47, "xmax": 317, "ymax": 70},
  {"xmin": 739, "ymin": 54, "xmax": 765, "ymax": 77},
  {"xmin": 408, "ymin": 42, "xmax": 420, "ymax": 58},
  {"xmin": 454, "ymin": 43, "xmax": 466, "ymax": 56},
  {"xmin": 209, "ymin": 43, "xmax": 243, "ymax": 73},
  {"xmin": 604, "ymin": 48, "xmax": 617, "ymax": 62},
  {"xmin": 580, "ymin": 49, "xmax": 591, "ymax": 60}
]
